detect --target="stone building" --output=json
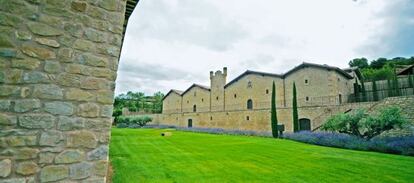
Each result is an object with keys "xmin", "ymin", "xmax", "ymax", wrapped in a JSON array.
[
  {"xmin": 160, "ymin": 62, "xmax": 363, "ymax": 132},
  {"xmin": 0, "ymin": 0, "xmax": 139, "ymax": 182}
]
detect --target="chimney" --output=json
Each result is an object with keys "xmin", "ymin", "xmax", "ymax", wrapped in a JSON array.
[{"xmin": 223, "ymin": 67, "xmax": 227, "ymax": 76}]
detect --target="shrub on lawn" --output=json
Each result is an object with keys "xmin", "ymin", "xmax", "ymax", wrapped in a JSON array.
[
  {"xmin": 321, "ymin": 106, "xmax": 408, "ymax": 140},
  {"xmin": 283, "ymin": 131, "xmax": 414, "ymax": 156},
  {"xmin": 116, "ymin": 115, "xmax": 153, "ymax": 128}
]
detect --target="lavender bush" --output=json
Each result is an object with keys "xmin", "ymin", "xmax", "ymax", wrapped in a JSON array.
[{"xmin": 283, "ymin": 131, "xmax": 414, "ymax": 156}]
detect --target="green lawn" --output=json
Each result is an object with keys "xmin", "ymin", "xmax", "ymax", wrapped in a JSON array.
[{"xmin": 109, "ymin": 128, "xmax": 414, "ymax": 183}]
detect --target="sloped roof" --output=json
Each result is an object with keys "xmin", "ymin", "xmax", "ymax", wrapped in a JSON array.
[
  {"xmin": 225, "ymin": 70, "xmax": 282, "ymax": 88},
  {"xmin": 162, "ymin": 89, "xmax": 183, "ymax": 101},
  {"xmin": 397, "ymin": 64, "xmax": 414, "ymax": 75},
  {"xmin": 284, "ymin": 62, "xmax": 353, "ymax": 79},
  {"xmin": 181, "ymin": 84, "xmax": 210, "ymax": 96}
]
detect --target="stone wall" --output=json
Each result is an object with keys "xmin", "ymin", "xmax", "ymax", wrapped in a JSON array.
[{"xmin": 0, "ymin": 0, "xmax": 126, "ymax": 182}]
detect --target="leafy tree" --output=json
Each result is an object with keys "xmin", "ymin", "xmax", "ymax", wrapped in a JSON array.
[
  {"xmin": 372, "ymin": 80, "xmax": 379, "ymax": 101},
  {"xmin": 271, "ymin": 81, "xmax": 278, "ymax": 138},
  {"xmin": 321, "ymin": 107, "xmax": 408, "ymax": 140},
  {"xmin": 370, "ymin": 57, "xmax": 388, "ymax": 69},
  {"xmin": 292, "ymin": 82, "xmax": 299, "ymax": 132},
  {"xmin": 349, "ymin": 58, "xmax": 369, "ymax": 69}
]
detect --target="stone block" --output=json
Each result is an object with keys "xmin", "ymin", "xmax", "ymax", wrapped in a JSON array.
[
  {"xmin": 44, "ymin": 61, "xmax": 61, "ymax": 73},
  {"xmin": 0, "ymin": 100, "xmax": 11, "ymax": 111},
  {"xmin": 16, "ymin": 161, "xmax": 39, "ymax": 175},
  {"xmin": 64, "ymin": 22, "xmax": 83, "ymax": 38},
  {"xmin": 4, "ymin": 69, "xmax": 23, "ymax": 84},
  {"xmin": 71, "ymin": 1, "xmax": 88, "ymax": 12},
  {"xmin": 19, "ymin": 114, "xmax": 55, "ymax": 129},
  {"xmin": 69, "ymin": 162, "xmax": 92, "ymax": 180},
  {"xmin": 0, "ymin": 12, "xmax": 22, "ymax": 27},
  {"xmin": 0, "ymin": 48, "xmax": 17, "ymax": 58},
  {"xmin": 57, "ymin": 73, "xmax": 82, "ymax": 87},
  {"xmin": 35, "ymin": 38, "xmax": 60, "ymax": 48},
  {"xmin": 39, "ymin": 152, "xmax": 55, "ymax": 164},
  {"xmin": 55, "ymin": 150, "xmax": 85, "ymax": 164},
  {"xmin": 39, "ymin": 130, "xmax": 63, "ymax": 146},
  {"xmin": 15, "ymin": 148, "xmax": 39, "ymax": 160},
  {"xmin": 81, "ymin": 77, "xmax": 107, "ymax": 90},
  {"xmin": 101, "ymin": 105, "xmax": 113, "ymax": 118},
  {"xmin": 40, "ymin": 165, "xmax": 69, "ymax": 182},
  {"xmin": 0, "ymin": 85, "xmax": 20, "ymax": 97},
  {"xmin": 85, "ymin": 28, "xmax": 107, "ymax": 43},
  {"xmin": 0, "ymin": 114, "xmax": 17, "ymax": 126},
  {"xmin": 85, "ymin": 118, "xmax": 112, "ymax": 130},
  {"xmin": 57, "ymin": 116, "xmax": 84, "ymax": 131},
  {"xmin": 15, "ymin": 30, "xmax": 32, "ymax": 40},
  {"xmin": 79, "ymin": 53, "xmax": 108, "ymax": 67},
  {"xmin": 87, "ymin": 145, "xmax": 108, "ymax": 160},
  {"xmin": 45, "ymin": 101, "xmax": 74, "ymax": 115},
  {"xmin": 21, "ymin": 43, "xmax": 56, "ymax": 60},
  {"xmin": 33, "ymin": 84, "xmax": 63, "ymax": 99},
  {"xmin": 23, "ymin": 71, "xmax": 52, "ymax": 83},
  {"xmin": 81, "ymin": 177, "xmax": 106, "ymax": 183},
  {"xmin": 0, "ymin": 34, "xmax": 15, "ymax": 48},
  {"xmin": 27, "ymin": 22, "xmax": 63, "ymax": 36},
  {"xmin": 11, "ymin": 58, "xmax": 40, "ymax": 70},
  {"xmin": 96, "ymin": 90, "xmax": 114, "ymax": 104},
  {"xmin": 58, "ymin": 47, "xmax": 73, "ymax": 62},
  {"xmin": 73, "ymin": 39, "xmax": 94, "ymax": 51},
  {"xmin": 6, "ymin": 136, "xmax": 37, "ymax": 146},
  {"xmin": 65, "ymin": 88, "xmax": 95, "ymax": 101},
  {"xmin": 67, "ymin": 130, "xmax": 97, "ymax": 148},
  {"xmin": 78, "ymin": 103, "xmax": 100, "ymax": 117},
  {"xmin": 99, "ymin": 0, "xmax": 118, "ymax": 11},
  {"xmin": 0, "ymin": 159, "xmax": 11, "ymax": 178},
  {"xmin": 90, "ymin": 67, "xmax": 115, "ymax": 80},
  {"xmin": 93, "ymin": 160, "xmax": 108, "ymax": 176},
  {"xmin": 14, "ymin": 99, "xmax": 41, "ymax": 113}
]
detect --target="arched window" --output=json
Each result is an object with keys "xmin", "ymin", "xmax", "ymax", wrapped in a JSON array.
[
  {"xmin": 193, "ymin": 105, "xmax": 196, "ymax": 112},
  {"xmin": 247, "ymin": 99, "xmax": 253, "ymax": 110}
]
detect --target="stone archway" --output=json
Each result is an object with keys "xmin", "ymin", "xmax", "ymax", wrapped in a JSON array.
[{"xmin": 0, "ymin": 0, "xmax": 138, "ymax": 182}]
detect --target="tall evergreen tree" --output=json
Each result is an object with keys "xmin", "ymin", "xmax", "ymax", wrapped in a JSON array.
[
  {"xmin": 372, "ymin": 80, "xmax": 379, "ymax": 101},
  {"xmin": 292, "ymin": 82, "xmax": 299, "ymax": 132},
  {"xmin": 271, "ymin": 81, "xmax": 278, "ymax": 138}
]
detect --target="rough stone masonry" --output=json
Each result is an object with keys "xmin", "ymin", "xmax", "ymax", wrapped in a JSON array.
[{"xmin": 0, "ymin": 0, "xmax": 127, "ymax": 182}]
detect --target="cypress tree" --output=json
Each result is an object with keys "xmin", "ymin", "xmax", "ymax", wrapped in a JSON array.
[
  {"xmin": 372, "ymin": 80, "xmax": 378, "ymax": 101},
  {"xmin": 292, "ymin": 82, "xmax": 299, "ymax": 132},
  {"xmin": 270, "ymin": 81, "xmax": 278, "ymax": 138}
]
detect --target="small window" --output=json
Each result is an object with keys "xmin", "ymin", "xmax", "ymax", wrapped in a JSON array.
[
  {"xmin": 266, "ymin": 89, "xmax": 269, "ymax": 94},
  {"xmin": 247, "ymin": 99, "xmax": 253, "ymax": 110},
  {"xmin": 210, "ymin": 116, "xmax": 213, "ymax": 120},
  {"xmin": 305, "ymin": 79, "xmax": 308, "ymax": 84},
  {"xmin": 246, "ymin": 116, "xmax": 250, "ymax": 120},
  {"xmin": 247, "ymin": 81, "xmax": 252, "ymax": 88},
  {"xmin": 201, "ymin": 98, "xmax": 204, "ymax": 102},
  {"xmin": 306, "ymin": 96, "xmax": 309, "ymax": 101},
  {"xmin": 187, "ymin": 100, "xmax": 189, "ymax": 103},
  {"xmin": 216, "ymin": 96, "xmax": 219, "ymax": 100},
  {"xmin": 234, "ymin": 94, "xmax": 237, "ymax": 98},
  {"xmin": 193, "ymin": 105, "xmax": 196, "ymax": 112}
]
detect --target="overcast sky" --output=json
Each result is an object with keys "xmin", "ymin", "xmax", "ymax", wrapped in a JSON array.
[{"xmin": 116, "ymin": 0, "xmax": 414, "ymax": 95}]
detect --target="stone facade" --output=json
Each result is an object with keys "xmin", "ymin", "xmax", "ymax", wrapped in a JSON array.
[
  {"xmin": 160, "ymin": 63, "xmax": 369, "ymax": 132},
  {"xmin": 0, "ymin": 0, "xmax": 127, "ymax": 182}
]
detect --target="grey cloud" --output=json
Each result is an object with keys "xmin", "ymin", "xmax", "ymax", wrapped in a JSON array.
[
  {"xmin": 127, "ymin": 0, "xmax": 248, "ymax": 51},
  {"xmin": 241, "ymin": 54, "xmax": 275, "ymax": 69},
  {"xmin": 118, "ymin": 59, "xmax": 202, "ymax": 81},
  {"xmin": 358, "ymin": 0, "xmax": 414, "ymax": 58}
]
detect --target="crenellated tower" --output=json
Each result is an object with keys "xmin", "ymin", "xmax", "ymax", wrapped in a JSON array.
[{"xmin": 210, "ymin": 67, "xmax": 227, "ymax": 111}]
